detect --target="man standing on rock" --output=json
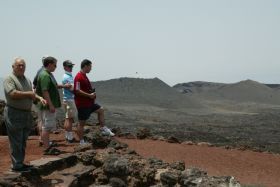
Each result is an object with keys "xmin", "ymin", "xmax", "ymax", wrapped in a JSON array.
[
  {"xmin": 36, "ymin": 56, "xmax": 69, "ymax": 154},
  {"xmin": 3, "ymin": 57, "xmax": 46, "ymax": 172},
  {"xmin": 62, "ymin": 60, "xmax": 77, "ymax": 143},
  {"xmin": 74, "ymin": 59, "xmax": 114, "ymax": 145}
]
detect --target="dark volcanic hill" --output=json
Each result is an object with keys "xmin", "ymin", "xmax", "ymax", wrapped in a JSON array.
[
  {"xmin": 93, "ymin": 77, "xmax": 204, "ymax": 110},
  {"xmin": 174, "ymin": 79, "xmax": 280, "ymax": 105},
  {"xmin": 173, "ymin": 81, "xmax": 225, "ymax": 94},
  {"xmin": 265, "ymin": 83, "xmax": 280, "ymax": 91}
]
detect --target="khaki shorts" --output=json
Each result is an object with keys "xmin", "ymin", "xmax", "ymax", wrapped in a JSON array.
[
  {"xmin": 41, "ymin": 110, "xmax": 57, "ymax": 132},
  {"xmin": 63, "ymin": 100, "xmax": 78, "ymax": 122}
]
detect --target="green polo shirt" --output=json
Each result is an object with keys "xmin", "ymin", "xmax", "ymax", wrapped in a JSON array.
[{"xmin": 36, "ymin": 70, "xmax": 61, "ymax": 110}]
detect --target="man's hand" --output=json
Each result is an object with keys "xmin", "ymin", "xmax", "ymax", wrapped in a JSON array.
[
  {"xmin": 49, "ymin": 104, "xmax": 55, "ymax": 113},
  {"xmin": 39, "ymin": 97, "xmax": 47, "ymax": 106},
  {"xmin": 89, "ymin": 92, "xmax": 96, "ymax": 99},
  {"xmin": 64, "ymin": 83, "xmax": 72, "ymax": 89}
]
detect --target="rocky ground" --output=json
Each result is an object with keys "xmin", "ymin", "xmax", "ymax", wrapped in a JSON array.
[
  {"xmin": 0, "ymin": 126, "xmax": 279, "ymax": 187},
  {"xmin": 104, "ymin": 105, "xmax": 280, "ymax": 154},
  {"xmin": 0, "ymin": 126, "xmax": 244, "ymax": 187}
]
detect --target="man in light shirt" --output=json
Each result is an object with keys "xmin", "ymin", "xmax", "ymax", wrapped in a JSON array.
[
  {"xmin": 62, "ymin": 60, "xmax": 77, "ymax": 143},
  {"xmin": 4, "ymin": 58, "xmax": 46, "ymax": 172}
]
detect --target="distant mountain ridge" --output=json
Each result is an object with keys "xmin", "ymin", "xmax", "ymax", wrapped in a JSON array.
[
  {"xmin": 174, "ymin": 79, "xmax": 280, "ymax": 104},
  {"xmin": 173, "ymin": 81, "xmax": 225, "ymax": 94},
  {"xmin": 93, "ymin": 77, "xmax": 204, "ymax": 110}
]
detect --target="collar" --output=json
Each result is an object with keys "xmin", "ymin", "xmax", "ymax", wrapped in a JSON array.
[{"xmin": 65, "ymin": 71, "xmax": 72, "ymax": 76}]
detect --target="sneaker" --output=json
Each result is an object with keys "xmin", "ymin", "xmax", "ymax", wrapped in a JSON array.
[
  {"xmin": 79, "ymin": 139, "xmax": 89, "ymax": 145},
  {"xmin": 66, "ymin": 138, "xmax": 74, "ymax": 143},
  {"xmin": 100, "ymin": 126, "xmax": 115, "ymax": 137},
  {"xmin": 22, "ymin": 164, "xmax": 34, "ymax": 169}
]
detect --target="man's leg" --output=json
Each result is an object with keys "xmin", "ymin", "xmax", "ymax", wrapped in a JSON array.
[
  {"xmin": 36, "ymin": 107, "xmax": 43, "ymax": 145},
  {"xmin": 22, "ymin": 112, "xmax": 33, "ymax": 164},
  {"xmin": 64, "ymin": 101, "xmax": 75, "ymax": 142},
  {"xmin": 96, "ymin": 107, "xmax": 105, "ymax": 127},
  {"xmin": 95, "ymin": 107, "xmax": 115, "ymax": 136},
  {"xmin": 41, "ymin": 110, "xmax": 56, "ymax": 149},
  {"xmin": 41, "ymin": 130, "xmax": 50, "ymax": 148},
  {"xmin": 4, "ymin": 107, "xmax": 25, "ymax": 169},
  {"xmin": 77, "ymin": 120, "xmax": 86, "ymax": 144}
]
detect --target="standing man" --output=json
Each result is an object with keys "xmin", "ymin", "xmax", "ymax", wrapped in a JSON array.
[
  {"xmin": 35, "ymin": 56, "xmax": 62, "ymax": 152},
  {"xmin": 74, "ymin": 59, "xmax": 114, "ymax": 145},
  {"xmin": 62, "ymin": 60, "xmax": 77, "ymax": 143},
  {"xmin": 33, "ymin": 56, "xmax": 46, "ymax": 146},
  {"xmin": 3, "ymin": 58, "xmax": 46, "ymax": 172}
]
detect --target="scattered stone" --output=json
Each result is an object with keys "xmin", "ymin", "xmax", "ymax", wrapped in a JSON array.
[
  {"xmin": 118, "ymin": 132, "xmax": 136, "ymax": 139},
  {"xmin": 170, "ymin": 161, "xmax": 185, "ymax": 171},
  {"xmin": 181, "ymin": 141, "xmax": 194, "ymax": 145},
  {"xmin": 103, "ymin": 155, "xmax": 130, "ymax": 177},
  {"xmin": 111, "ymin": 127, "xmax": 122, "ymax": 136},
  {"xmin": 74, "ymin": 143, "xmax": 93, "ymax": 153},
  {"xmin": 84, "ymin": 131, "xmax": 111, "ymax": 148},
  {"xmin": 77, "ymin": 150, "xmax": 97, "ymax": 165},
  {"xmin": 148, "ymin": 157, "xmax": 169, "ymax": 169},
  {"xmin": 136, "ymin": 128, "xmax": 151, "ymax": 139},
  {"xmin": 108, "ymin": 139, "xmax": 128, "ymax": 150},
  {"xmin": 166, "ymin": 136, "xmax": 181, "ymax": 143},
  {"xmin": 151, "ymin": 135, "xmax": 166, "ymax": 141},
  {"xmin": 160, "ymin": 170, "xmax": 179, "ymax": 186},
  {"xmin": 109, "ymin": 177, "xmax": 126, "ymax": 187},
  {"xmin": 197, "ymin": 142, "xmax": 213, "ymax": 147}
]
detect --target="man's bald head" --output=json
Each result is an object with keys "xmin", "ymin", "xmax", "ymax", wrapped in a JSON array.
[{"xmin": 12, "ymin": 57, "xmax": 26, "ymax": 76}]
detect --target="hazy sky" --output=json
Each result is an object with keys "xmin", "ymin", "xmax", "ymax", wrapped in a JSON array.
[{"xmin": 1, "ymin": 0, "xmax": 279, "ymax": 86}]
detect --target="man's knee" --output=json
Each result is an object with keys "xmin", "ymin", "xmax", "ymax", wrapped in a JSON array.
[{"xmin": 96, "ymin": 107, "xmax": 104, "ymax": 114}]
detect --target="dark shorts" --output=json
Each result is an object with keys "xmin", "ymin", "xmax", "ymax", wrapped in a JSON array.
[{"xmin": 77, "ymin": 103, "xmax": 101, "ymax": 121}]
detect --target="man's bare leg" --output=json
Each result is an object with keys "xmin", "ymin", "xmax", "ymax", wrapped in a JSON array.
[{"xmin": 77, "ymin": 120, "xmax": 86, "ymax": 144}]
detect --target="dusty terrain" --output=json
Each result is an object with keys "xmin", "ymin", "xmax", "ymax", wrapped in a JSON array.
[
  {"xmin": 104, "ymin": 105, "xmax": 280, "ymax": 153},
  {"xmin": 0, "ymin": 133, "xmax": 280, "ymax": 187}
]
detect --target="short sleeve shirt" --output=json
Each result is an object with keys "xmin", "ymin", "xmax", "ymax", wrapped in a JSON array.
[
  {"xmin": 74, "ymin": 71, "xmax": 95, "ymax": 108},
  {"xmin": 62, "ymin": 71, "xmax": 74, "ymax": 101},
  {"xmin": 36, "ymin": 69, "xmax": 61, "ymax": 109},
  {"xmin": 3, "ymin": 74, "xmax": 33, "ymax": 110}
]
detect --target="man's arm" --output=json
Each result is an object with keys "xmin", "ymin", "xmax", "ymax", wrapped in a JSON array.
[
  {"xmin": 42, "ymin": 90, "xmax": 55, "ymax": 113},
  {"xmin": 75, "ymin": 89, "xmax": 96, "ymax": 99},
  {"xmin": 57, "ymin": 83, "xmax": 72, "ymax": 89},
  {"xmin": 9, "ymin": 90, "xmax": 36, "ymax": 100},
  {"xmin": 4, "ymin": 78, "xmax": 36, "ymax": 100}
]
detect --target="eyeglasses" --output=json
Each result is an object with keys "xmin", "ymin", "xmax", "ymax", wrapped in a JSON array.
[{"xmin": 67, "ymin": 65, "xmax": 73, "ymax": 69}]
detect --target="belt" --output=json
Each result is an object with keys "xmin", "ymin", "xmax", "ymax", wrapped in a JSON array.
[{"xmin": 7, "ymin": 105, "xmax": 32, "ymax": 112}]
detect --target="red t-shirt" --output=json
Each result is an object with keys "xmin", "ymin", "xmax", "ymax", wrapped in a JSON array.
[{"xmin": 74, "ymin": 71, "xmax": 95, "ymax": 108}]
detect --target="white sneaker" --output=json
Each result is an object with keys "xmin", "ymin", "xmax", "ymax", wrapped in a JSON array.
[{"xmin": 100, "ymin": 126, "xmax": 115, "ymax": 137}]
